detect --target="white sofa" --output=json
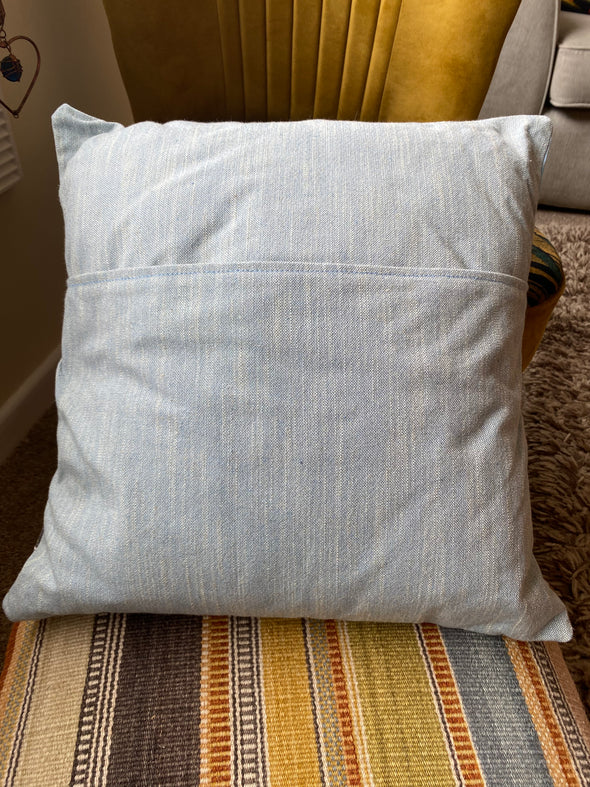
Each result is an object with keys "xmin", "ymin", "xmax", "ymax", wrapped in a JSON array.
[{"xmin": 481, "ymin": 0, "xmax": 590, "ymax": 210}]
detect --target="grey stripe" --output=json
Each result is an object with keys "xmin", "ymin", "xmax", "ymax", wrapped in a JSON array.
[
  {"xmin": 302, "ymin": 619, "xmax": 329, "ymax": 787},
  {"xmin": 442, "ymin": 628, "xmax": 554, "ymax": 786}
]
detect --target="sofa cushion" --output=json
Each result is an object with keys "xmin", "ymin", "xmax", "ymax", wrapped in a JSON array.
[
  {"xmin": 480, "ymin": 0, "xmax": 559, "ymax": 118},
  {"xmin": 550, "ymin": 11, "xmax": 590, "ymax": 108},
  {"xmin": 2, "ymin": 105, "xmax": 571, "ymax": 640},
  {"xmin": 540, "ymin": 107, "xmax": 590, "ymax": 208}
]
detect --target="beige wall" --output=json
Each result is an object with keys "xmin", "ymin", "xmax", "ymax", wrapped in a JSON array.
[{"xmin": 0, "ymin": 0, "xmax": 132, "ymax": 407}]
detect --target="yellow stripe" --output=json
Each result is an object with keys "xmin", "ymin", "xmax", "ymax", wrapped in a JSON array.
[
  {"xmin": 345, "ymin": 621, "xmax": 456, "ymax": 786},
  {"xmin": 259, "ymin": 618, "xmax": 323, "ymax": 787},
  {"xmin": 11, "ymin": 616, "xmax": 95, "ymax": 785}
]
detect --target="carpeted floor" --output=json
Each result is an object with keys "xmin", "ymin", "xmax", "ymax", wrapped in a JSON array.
[
  {"xmin": 526, "ymin": 211, "xmax": 590, "ymax": 713},
  {"xmin": 1, "ymin": 210, "xmax": 588, "ymax": 717},
  {"xmin": 0, "ymin": 406, "xmax": 57, "ymax": 656}
]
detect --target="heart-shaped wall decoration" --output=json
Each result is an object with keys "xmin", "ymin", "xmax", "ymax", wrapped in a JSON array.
[{"xmin": 0, "ymin": 35, "xmax": 40, "ymax": 117}]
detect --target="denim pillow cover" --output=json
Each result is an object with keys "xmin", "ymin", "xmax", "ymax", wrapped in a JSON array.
[{"xmin": 3, "ymin": 105, "xmax": 571, "ymax": 641}]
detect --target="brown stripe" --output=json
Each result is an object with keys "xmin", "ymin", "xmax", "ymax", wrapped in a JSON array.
[
  {"xmin": 419, "ymin": 623, "xmax": 486, "ymax": 786},
  {"xmin": 200, "ymin": 616, "xmax": 232, "ymax": 786},
  {"xmin": 325, "ymin": 620, "xmax": 363, "ymax": 787},
  {"xmin": 103, "ymin": 614, "xmax": 202, "ymax": 786},
  {"xmin": 336, "ymin": 622, "xmax": 374, "ymax": 783},
  {"xmin": 415, "ymin": 625, "xmax": 463, "ymax": 784},
  {"xmin": 509, "ymin": 639, "xmax": 582, "ymax": 787}
]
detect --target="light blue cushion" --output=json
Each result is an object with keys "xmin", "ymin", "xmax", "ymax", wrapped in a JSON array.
[{"xmin": 3, "ymin": 105, "xmax": 572, "ymax": 640}]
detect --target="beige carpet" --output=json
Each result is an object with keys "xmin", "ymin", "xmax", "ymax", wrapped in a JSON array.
[{"xmin": 1, "ymin": 212, "xmax": 588, "ymax": 717}]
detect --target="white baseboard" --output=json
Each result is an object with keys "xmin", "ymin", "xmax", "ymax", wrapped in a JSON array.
[{"xmin": 0, "ymin": 346, "xmax": 61, "ymax": 465}]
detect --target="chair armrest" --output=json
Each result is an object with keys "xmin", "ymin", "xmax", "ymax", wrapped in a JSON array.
[{"xmin": 480, "ymin": 0, "xmax": 560, "ymax": 118}]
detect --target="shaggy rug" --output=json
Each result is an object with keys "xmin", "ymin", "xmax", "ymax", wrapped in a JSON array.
[
  {"xmin": 525, "ymin": 217, "xmax": 590, "ymax": 714},
  {"xmin": 1, "ymin": 216, "xmax": 588, "ymax": 717}
]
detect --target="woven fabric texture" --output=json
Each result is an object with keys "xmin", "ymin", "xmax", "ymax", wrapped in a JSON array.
[
  {"xmin": 550, "ymin": 11, "xmax": 590, "ymax": 108},
  {"xmin": 561, "ymin": 1, "xmax": 590, "ymax": 14},
  {"xmin": 529, "ymin": 230, "xmax": 564, "ymax": 307},
  {"xmin": 2, "ymin": 106, "xmax": 571, "ymax": 639},
  {"xmin": 1, "ymin": 615, "xmax": 589, "ymax": 786}
]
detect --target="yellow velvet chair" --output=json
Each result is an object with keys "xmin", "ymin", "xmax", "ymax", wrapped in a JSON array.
[{"xmin": 102, "ymin": 0, "xmax": 563, "ymax": 367}]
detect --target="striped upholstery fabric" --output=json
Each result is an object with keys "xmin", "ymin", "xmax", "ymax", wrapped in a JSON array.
[
  {"xmin": 529, "ymin": 229, "xmax": 565, "ymax": 307},
  {"xmin": 561, "ymin": 1, "xmax": 590, "ymax": 13},
  {"xmin": 2, "ymin": 616, "xmax": 589, "ymax": 785}
]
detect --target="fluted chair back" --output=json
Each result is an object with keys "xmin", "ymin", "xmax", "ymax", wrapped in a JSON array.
[{"xmin": 103, "ymin": 0, "xmax": 520, "ymax": 124}]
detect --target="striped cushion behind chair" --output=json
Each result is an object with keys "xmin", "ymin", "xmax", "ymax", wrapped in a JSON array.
[
  {"xmin": 529, "ymin": 229, "xmax": 565, "ymax": 307},
  {"xmin": 561, "ymin": 1, "xmax": 590, "ymax": 13},
  {"xmin": 522, "ymin": 228, "xmax": 565, "ymax": 369}
]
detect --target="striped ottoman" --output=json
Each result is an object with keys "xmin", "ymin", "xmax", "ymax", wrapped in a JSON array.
[{"xmin": 2, "ymin": 615, "xmax": 589, "ymax": 785}]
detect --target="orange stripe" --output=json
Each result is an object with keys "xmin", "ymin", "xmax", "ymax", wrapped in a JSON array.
[
  {"xmin": 420, "ymin": 623, "xmax": 486, "ymax": 786},
  {"xmin": 336, "ymin": 622, "xmax": 375, "ymax": 784},
  {"xmin": 506, "ymin": 639, "xmax": 581, "ymax": 786},
  {"xmin": 325, "ymin": 620, "xmax": 363, "ymax": 786},
  {"xmin": 0, "ymin": 620, "xmax": 41, "ymax": 781},
  {"xmin": 199, "ymin": 616, "xmax": 232, "ymax": 786}
]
